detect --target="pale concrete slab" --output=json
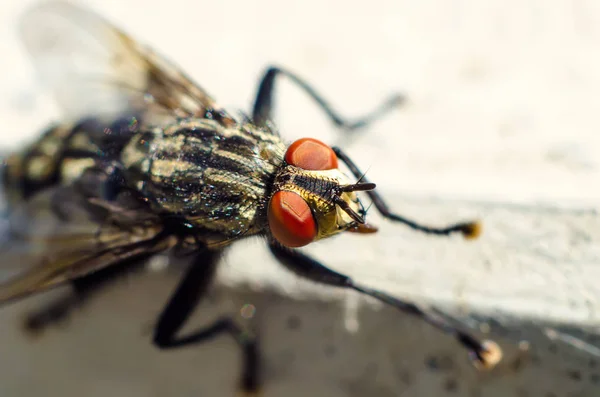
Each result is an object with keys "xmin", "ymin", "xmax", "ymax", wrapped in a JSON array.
[{"xmin": 0, "ymin": 0, "xmax": 599, "ymax": 396}]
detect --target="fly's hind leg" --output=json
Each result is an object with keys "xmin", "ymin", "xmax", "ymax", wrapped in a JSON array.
[
  {"xmin": 153, "ymin": 249, "xmax": 260, "ymax": 396},
  {"xmin": 24, "ymin": 255, "xmax": 152, "ymax": 335},
  {"xmin": 24, "ymin": 159, "xmax": 147, "ymax": 334},
  {"xmin": 251, "ymin": 66, "xmax": 404, "ymax": 131}
]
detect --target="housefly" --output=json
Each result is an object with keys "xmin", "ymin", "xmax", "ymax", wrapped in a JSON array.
[{"xmin": 0, "ymin": 1, "xmax": 502, "ymax": 393}]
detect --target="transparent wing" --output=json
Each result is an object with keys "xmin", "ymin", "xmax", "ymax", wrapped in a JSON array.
[
  {"xmin": 20, "ymin": 0, "xmax": 236, "ymax": 128},
  {"xmin": 0, "ymin": 168, "xmax": 176, "ymax": 304}
]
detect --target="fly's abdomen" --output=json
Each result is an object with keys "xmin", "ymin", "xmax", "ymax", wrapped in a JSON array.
[
  {"xmin": 3, "ymin": 122, "xmax": 94, "ymax": 206},
  {"xmin": 2, "ymin": 116, "xmax": 140, "ymax": 207},
  {"xmin": 121, "ymin": 118, "xmax": 286, "ymax": 241}
]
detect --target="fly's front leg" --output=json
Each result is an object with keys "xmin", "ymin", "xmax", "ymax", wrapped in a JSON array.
[
  {"xmin": 269, "ymin": 242, "xmax": 502, "ymax": 370},
  {"xmin": 252, "ymin": 66, "xmax": 404, "ymax": 130},
  {"xmin": 153, "ymin": 249, "xmax": 260, "ymax": 396},
  {"xmin": 332, "ymin": 146, "xmax": 481, "ymax": 239}
]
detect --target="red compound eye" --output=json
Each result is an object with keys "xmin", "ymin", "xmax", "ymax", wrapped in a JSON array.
[
  {"xmin": 285, "ymin": 138, "xmax": 338, "ymax": 170},
  {"xmin": 268, "ymin": 191, "xmax": 317, "ymax": 248}
]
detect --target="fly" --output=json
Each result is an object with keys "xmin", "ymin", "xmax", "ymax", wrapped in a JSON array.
[{"xmin": 0, "ymin": 1, "xmax": 501, "ymax": 394}]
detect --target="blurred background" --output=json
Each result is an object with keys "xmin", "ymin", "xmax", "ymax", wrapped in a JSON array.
[{"xmin": 0, "ymin": 0, "xmax": 599, "ymax": 396}]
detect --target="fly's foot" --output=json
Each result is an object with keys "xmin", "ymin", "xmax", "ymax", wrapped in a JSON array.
[
  {"xmin": 237, "ymin": 388, "xmax": 262, "ymax": 397},
  {"xmin": 469, "ymin": 340, "xmax": 503, "ymax": 370},
  {"xmin": 460, "ymin": 220, "xmax": 483, "ymax": 240},
  {"xmin": 22, "ymin": 295, "xmax": 78, "ymax": 337}
]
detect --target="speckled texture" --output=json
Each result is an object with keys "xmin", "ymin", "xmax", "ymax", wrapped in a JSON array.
[
  {"xmin": 0, "ymin": 278, "xmax": 598, "ymax": 397},
  {"xmin": 1, "ymin": 0, "xmax": 600, "ymax": 395}
]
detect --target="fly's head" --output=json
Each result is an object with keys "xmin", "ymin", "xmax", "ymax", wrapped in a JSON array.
[{"xmin": 268, "ymin": 138, "xmax": 377, "ymax": 248}]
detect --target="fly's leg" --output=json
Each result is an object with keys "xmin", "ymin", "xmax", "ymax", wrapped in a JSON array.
[
  {"xmin": 24, "ymin": 294, "xmax": 80, "ymax": 334},
  {"xmin": 25, "ymin": 161, "xmax": 149, "ymax": 333},
  {"xmin": 252, "ymin": 68, "xmax": 479, "ymax": 238},
  {"xmin": 24, "ymin": 255, "xmax": 151, "ymax": 334},
  {"xmin": 269, "ymin": 242, "xmax": 502, "ymax": 370},
  {"xmin": 332, "ymin": 146, "xmax": 481, "ymax": 239},
  {"xmin": 252, "ymin": 66, "xmax": 404, "ymax": 130},
  {"xmin": 153, "ymin": 249, "xmax": 260, "ymax": 396}
]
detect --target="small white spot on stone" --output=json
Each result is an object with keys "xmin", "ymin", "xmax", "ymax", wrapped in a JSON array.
[
  {"xmin": 344, "ymin": 292, "xmax": 360, "ymax": 334},
  {"xmin": 145, "ymin": 255, "xmax": 170, "ymax": 272}
]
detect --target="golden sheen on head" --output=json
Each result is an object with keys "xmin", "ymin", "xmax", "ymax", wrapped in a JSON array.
[{"xmin": 268, "ymin": 138, "xmax": 366, "ymax": 248}]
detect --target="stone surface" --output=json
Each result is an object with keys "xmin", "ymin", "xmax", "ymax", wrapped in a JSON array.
[{"xmin": 0, "ymin": 0, "xmax": 599, "ymax": 396}]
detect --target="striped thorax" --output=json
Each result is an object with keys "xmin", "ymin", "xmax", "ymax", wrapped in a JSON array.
[{"xmin": 120, "ymin": 118, "xmax": 371, "ymax": 248}]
